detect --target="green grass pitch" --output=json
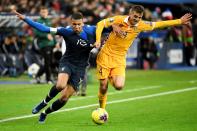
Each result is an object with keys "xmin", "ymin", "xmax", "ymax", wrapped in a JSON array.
[{"xmin": 0, "ymin": 69, "xmax": 197, "ymax": 131}]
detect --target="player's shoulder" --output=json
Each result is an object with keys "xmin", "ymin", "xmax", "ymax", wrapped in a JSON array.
[
  {"xmin": 110, "ymin": 15, "xmax": 127, "ymax": 20},
  {"xmin": 83, "ymin": 25, "xmax": 96, "ymax": 29},
  {"xmin": 110, "ymin": 15, "xmax": 128, "ymax": 23},
  {"xmin": 58, "ymin": 26, "xmax": 72, "ymax": 31},
  {"xmin": 57, "ymin": 26, "xmax": 73, "ymax": 36},
  {"xmin": 83, "ymin": 25, "xmax": 96, "ymax": 34}
]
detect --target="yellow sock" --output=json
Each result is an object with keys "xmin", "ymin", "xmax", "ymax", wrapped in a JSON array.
[{"xmin": 98, "ymin": 91, "xmax": 107, "ymax": 109}]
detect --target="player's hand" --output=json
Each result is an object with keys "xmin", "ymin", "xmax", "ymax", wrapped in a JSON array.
[
  {"xmin": 55, "ymin": 43, "xmax": 61, "ymax": 49},
  {"xmin": 12, "ymin": 10, "xmax": 25, "ymax": 20},
  {"xmin": 112, "ymin": 24, "xmax": 127, "ymax": 38},
  {"xmin": 93, "ymin": 41, "xmax": 101, "ymax": 48},
  {"xmin": 180, "ymin": 13, "xmax": 192, "ymax": 25}
]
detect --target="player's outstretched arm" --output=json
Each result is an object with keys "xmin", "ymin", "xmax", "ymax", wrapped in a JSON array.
[
  {"xmin": 143, "ymin": 13, "xmax": 193, "ymax": 31},
  {"xmin": 12, "ymin": 10, "xmax": 50, "ymax": 33},
  {"xmin": 12, "ymin": 10, "xmax": 25, "ymax": 20}
]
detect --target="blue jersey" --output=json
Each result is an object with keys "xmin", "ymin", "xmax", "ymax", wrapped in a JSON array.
[{"xmin": 56, "ymin": 25, "xmax": 95, "ymax": 67}]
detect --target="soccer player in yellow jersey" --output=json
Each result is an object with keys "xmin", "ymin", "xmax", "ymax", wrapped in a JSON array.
[{"xmin": 95, "ymin": 5, "xmax": 192, "ymax": 109}]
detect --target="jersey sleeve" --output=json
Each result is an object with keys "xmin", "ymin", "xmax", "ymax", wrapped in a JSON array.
[
  {"xmin": 140, "ymin": 19, "xmax": 182, "ymax": 31},
  {"xmin": 84, "ymin": 25, "xmax": 96, "ymax": 35},
  {"xmin": 154, "ymin": 19, "xmax": 182, "ymax": 29},
  {"xmin": 24, "ymin": 17, "xmax": 50, "ymax": 33},
  {"xmin": 56, "ymin": 27, "xmax": 73, "ymax": 36},
  {"xmin": 96, "ymin": 16, "xmax": 121, "ymax": 43},
  {"xmin": 139, "ymin": 21, "xmax": 156, "ymax": 31}
]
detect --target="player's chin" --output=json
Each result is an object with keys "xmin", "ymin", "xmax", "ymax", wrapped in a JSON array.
[
  {"xmin": 133, "ymin": 21, "xmax": 139, "ymax": 25},
  {"xmin": 74, "ymin": 30, "xmax": 81, "ymax": 33}
]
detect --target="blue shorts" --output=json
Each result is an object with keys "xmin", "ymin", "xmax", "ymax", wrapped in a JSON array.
[{"xmin": 58, "ymin": 62, "xmax": 85, "ymax": 91}]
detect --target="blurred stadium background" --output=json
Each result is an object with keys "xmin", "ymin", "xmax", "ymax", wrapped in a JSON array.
[
  {"xmin": 0, "ymin": 0, "xmax": 197, "ymax": 78},
  {"xmin": 0, "ymin": 0, "xmax": 197, "ymax": 130}
]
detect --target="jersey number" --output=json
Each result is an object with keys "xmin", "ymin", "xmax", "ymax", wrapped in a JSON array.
[{"xmin": 99, "ymin": 67, "xmax": 102, "ymax": 75}]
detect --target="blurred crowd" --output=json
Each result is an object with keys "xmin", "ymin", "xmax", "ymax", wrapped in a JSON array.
[{"xmin": 0, "ymin": 0, "xmax": 197, "ymax": 80}]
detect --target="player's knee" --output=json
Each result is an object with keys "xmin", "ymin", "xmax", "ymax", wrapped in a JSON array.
[
  {"xmin": 60, "ymin": 97, "xmax": 69, "ymax": 102},
  {"xmin": 99, "ymin": 81, "xmax": 108, "ymax": 94},
  {"xmin": 56, "ymin": 83, "xmax": 66, "ymax": 90},
  {"xmin": 60, "ymin": 94, "xmax": 69, "ymax": 102},
  {"xmin": 114, "ymin": 83, "xmax": 124, "ymax": 90},
  {"xmin": 115, "ymin": 87, "xmax": 123, "ymax": 90},
  {"xmin": 100, "ymin": 86, "xmax": 107, "ymax": 94}
]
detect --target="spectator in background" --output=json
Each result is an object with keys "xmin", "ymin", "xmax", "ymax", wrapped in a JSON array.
[
  {"xmin": 152, "ymin": 7, "xmax": 162, "ymax": 21},
  {"xmin": 192, "ymin": 18, "xmax": 197, "ymax": 65},
  {"xmin": 162, "ymin": 9, "xmax": 182, "ymax": 43},
  {"xmin": 1, "ymin": 34, "xmax": 24, "ymax": 76},
  {"xmin": 78, "ymin": 66, "xmax": 89, "ymax": 96},
  {"xmin": 182, "ymin": 22, "xmax": 194, "ymax": 66},
  {"xmin": 140, "ymin": 37, "xmax": 159, "ymax": 69},
  {"xmin": 34, "ymin": 6, "xmax": 55, "ymax": 84},
  {"xmin": 0, "ymin": 41, "xmax": 8, "ymax": 76}
]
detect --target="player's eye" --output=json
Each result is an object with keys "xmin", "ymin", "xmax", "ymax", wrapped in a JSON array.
[
  {"xmin": 73, "ymin": 23, "xmax": 81, "ymax": 26},
  {"xmin": 134, "ymin": 15, "xmax": 141, "ymax": 19}
]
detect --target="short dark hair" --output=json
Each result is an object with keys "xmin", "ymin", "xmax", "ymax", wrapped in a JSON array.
[
  {"xmin": 130, "ymin": 5, "xmax": 144, "ymax": 14},
  {"xmin": 40, "ymin": 6, "xmax": 48, "ymax": 11},
  {"xmin": 71, "ymin": 12, "xmax": 83, "ymax": 20}
]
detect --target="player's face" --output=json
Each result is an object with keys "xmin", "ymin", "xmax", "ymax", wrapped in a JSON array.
[
  {"xmin": 128, "ymin": 11, "xmax": 143, "ymax": 26},
  {"xmin": 40, "ymin": 9, "xmax": 48, "ymax": 18},
  {"xmin": 71, "ymin": 19, "xmax": 84, "ymax": 33}
]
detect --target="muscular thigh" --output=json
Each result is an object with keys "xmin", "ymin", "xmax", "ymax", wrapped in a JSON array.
[
  {"xmin": 56, "ymin": 73, "xmax": 69, "ymax": 89},
  {"xmin": 97, "ymin": 51, "xmax": 126, "ymax": 78},
  {"xmin": 69, "ymin": 68, "xmax": 85, "ymax": 91},
  {"xmin": 110, "ymin": 66, "xmax": 126, "ymax": 77},
  {"xmin": 112, "ymin": 75, "xmax": 125, "ymax": 87},
  {"xmin": 96, "ymin": 64, "xmax": 111, "ymax": 79},
  {"xmin": 110, "ymin": 66, "xmax": 125, "ymax": 87},
  {"xmin": 96, "ymin": 52, "xmax": 113, "ymax": 79}
]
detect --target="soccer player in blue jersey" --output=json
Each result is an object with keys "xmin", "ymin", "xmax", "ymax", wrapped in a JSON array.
[{"xmin": 13, "ymin": 10, "xmax": 103, "ymax": 123}]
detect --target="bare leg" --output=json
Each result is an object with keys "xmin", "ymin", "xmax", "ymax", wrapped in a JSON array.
[{"xmin": 111, "ymin": 75, "xmax": 125, "ymax": 90}]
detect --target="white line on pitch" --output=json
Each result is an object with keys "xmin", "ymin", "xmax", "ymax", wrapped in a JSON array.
[
  {"xmin": 70, "ymin": 85, "xmax": 162, "ymax": 101},
  {"xmin": 0, "ymin": 86, "xmax": 196, "ymax": 123},
  {"xmin": 189, "ymin": 80, "xmax": 197, "ymax": 84}
]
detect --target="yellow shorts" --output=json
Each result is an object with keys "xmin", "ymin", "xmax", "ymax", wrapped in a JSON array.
[{"xmin": 96, "ymin": 51, "xmax": 126, "ymax": 79}]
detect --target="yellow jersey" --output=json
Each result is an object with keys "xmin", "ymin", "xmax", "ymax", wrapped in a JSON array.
[{"xmin": 96, "ymin": 15, "xmax": 182, "ymax": 57}]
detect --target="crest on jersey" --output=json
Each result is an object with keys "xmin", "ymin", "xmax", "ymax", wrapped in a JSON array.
[
  {"xmin": 109, "ymin": 18, "xmax": 114, "ymax": 23},
  {"xmin": 133, "ymin": 26, "xmax": 137, "ymax": 31}
]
